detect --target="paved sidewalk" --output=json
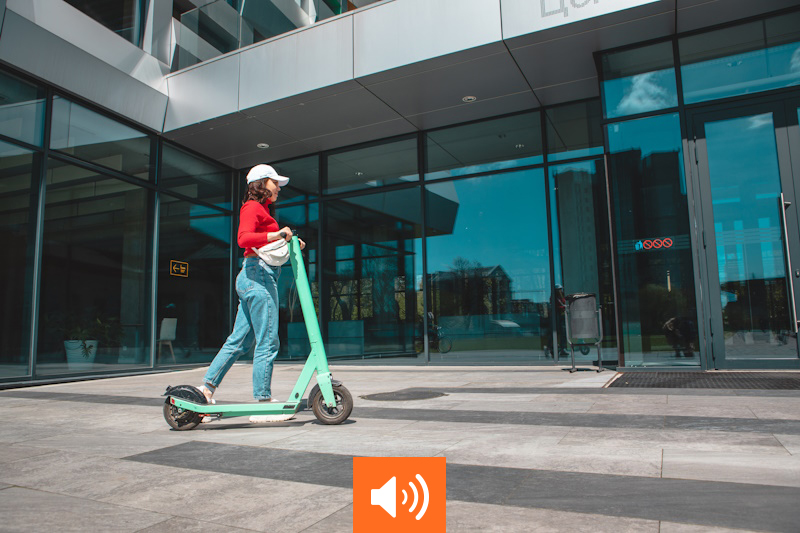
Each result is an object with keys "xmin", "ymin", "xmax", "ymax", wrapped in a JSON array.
[{"xmin": 1, "ymin": 364, "xmax": 799, "ymax": 532}]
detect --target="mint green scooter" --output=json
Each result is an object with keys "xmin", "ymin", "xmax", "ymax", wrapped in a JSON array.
[{"xmin": 162, "ymin": 236, "xmax": 353, "ymax": 430}]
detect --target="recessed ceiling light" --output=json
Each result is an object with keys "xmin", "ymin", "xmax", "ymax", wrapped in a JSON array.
[
  {"xmin": 515, "ymin": 144, "xmax": 525, "ymax": 149},
  {"xmin": 462, "ymin": 96, "xmax": 477, "ymax": 103},
  {"xmin": 355, "ymin": 171, "xmax": 364, "ymax": 176},
  {"xmin": 257, "ymin": 143, "xmax": 269, "ymax": 149}
]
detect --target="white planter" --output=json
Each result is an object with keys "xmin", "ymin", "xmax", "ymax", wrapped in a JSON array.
[{"xmin": 64, "ymin": 340, "xmax": 98, "ymax": 370}]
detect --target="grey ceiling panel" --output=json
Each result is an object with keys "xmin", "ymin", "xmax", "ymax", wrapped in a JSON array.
[
  {"xmin": 219, "ymin": 142, "xmax": 313, "ymax": 169},
  {"xmin": 301, "ymin": 119, "xmax": 416, "ymax": 153},
  {"xmin": 163, "ymin": 111, "xmax": 250, "ymax": 141},
  {"xmin": 240, "ymin": 80, "xmax": 361, "ymax": 117},
  {"xmin": 164, "ymin": 54, "xmax": 240, "ymax": 132},
  {"xmin": 254, "ymin": 86, "xmax": 403, "ymax": 140},
  {"xmin": 168, "ymin": 117, "xmax": 295, "ymax": 161},
  {"xmin": 404, "ymin": 91, "xmax": 539, "ymax": 131},
  {"xmin": 353, "ymin": 0, "xmax": 502, "ymax": 79},
  {"xmin": 364, "ymin": 51, "xmax": 532, "ymax": 117},
  {"xmin": 238, "ymin": 16, "xmax": 353, "ymax": 111},
  {"xmin": 533, "ymin": 77, "xmax": 600, "ymax": 107},
  {"xmin": 677, "ymin": 0, "xmax": 800, "ymax": 33},
  {"xmin": 510, "ymin": 11, "xmax": 674, "ymax": 91},
  {"xmin": 357, "ymin": 42, "xmax": 509, "ymax": 87}
]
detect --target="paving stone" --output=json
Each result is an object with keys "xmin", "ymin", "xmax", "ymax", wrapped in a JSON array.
[
  {"xmin": 0, "ymin": 486, "xmax": 168, "ymax": 532},
  {"xmin": 662, "ymin": 450, "xmax": 800, "ymax": 487}
]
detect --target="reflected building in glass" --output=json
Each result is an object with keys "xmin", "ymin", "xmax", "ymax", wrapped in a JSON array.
[{"xmin": 2, "ymin": 0, "xmax": 800, "ymax": 385}]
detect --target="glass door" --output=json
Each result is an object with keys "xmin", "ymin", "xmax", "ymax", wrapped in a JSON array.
[{"xmin": 691, "ymin": 101, "xmax": 800, "ymax": 368}]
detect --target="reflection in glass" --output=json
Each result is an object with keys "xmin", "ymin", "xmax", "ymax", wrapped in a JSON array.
[
  {"xmin": 326, "ymin": 137, "xmax": 418, "ymax": 194},
  {"xmin": 705, "ymin": 113, "xmax": 796, "ymax": 359},
  {"xmin": 273, "ymin": 156, "xmax": 319, "ymax": 204},
  {"xmin": 36, "ymin": 160, "xmax": 151, "ymax": 375},
  {"xmin": 322, "ymin": 189, "xmax": 422, "ymax": 359},
  {"xmin": 680, "ymin": 13, "xmax": 800, "ymax": 104},
  {"xmin": 549, "ymin": 160, "xmax": 617, "ymax": 362},
  {"xmin": 157, "ymin": 196, "xmax": 231, "ymax": 366},
  {"xmin": 601, "ymin": 42, "xmax": 678, "ymax": 119},
  {"xmin": 50, "ymin": 97, "xmax": 151, "ymax": 179},
  {"xmin": 425, "ymin": 170, "xmax": 551, "ymax": 364},
  {"xmin": 545, "ymin": 100, "xmax": 604, "ymax": 162},
  {"xmin": 0, "ymin": 70, "xmax": 45, "ymax": 146},
  {"xmin": 607, "ymin": 114, "xmax": 700, "ymax": 367},
  {"xmin": 426, "ymin": 112, "xmax": 543, "ymax": 180},
  {"xmin": 160, "ymin": 142, "xmax": 232, "ymax": 207},
  {"xmin": 274, "ymin": 202, "xmax": 319, "ymax": 360},
  {"xmin": 0, "ymin": 142, "xmax": 37, "ymax": 379},
  {"xmin": 64, "ymin": 0, "xmax": 145, "ymax": 45}
]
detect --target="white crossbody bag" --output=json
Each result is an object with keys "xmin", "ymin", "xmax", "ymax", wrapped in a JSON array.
[{"xmin": 252, "ymin": 238, "xmax": 290, "ymax": 266}]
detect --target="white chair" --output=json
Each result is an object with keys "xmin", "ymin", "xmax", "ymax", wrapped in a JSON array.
[{"xmin": 158, "ymin": 318, "xmax": 177, "ymax": 363}]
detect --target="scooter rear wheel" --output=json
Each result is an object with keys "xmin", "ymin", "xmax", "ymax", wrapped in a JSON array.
[
  {"xmin": 163, "ymin": 399, "xmax": 202, "ymax": 431},
  {"xmin": 311, "ymin": 384, "xmax": 353, "ymax": 425}
]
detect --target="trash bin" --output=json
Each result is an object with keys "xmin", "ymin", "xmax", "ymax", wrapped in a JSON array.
[{"xmin": 564, "ymin": 293, "xmax": 604, "ymax": 373}]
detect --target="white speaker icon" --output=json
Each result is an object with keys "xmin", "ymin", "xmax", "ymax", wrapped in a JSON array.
[{"xmin": 370, "ymin": 474, "xmax": 429, "ymax": 520}]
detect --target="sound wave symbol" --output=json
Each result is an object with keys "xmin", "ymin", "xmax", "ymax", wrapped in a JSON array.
[{"xmin": 399, "ymin": 474, "xmax": 429, "ymax": 520}]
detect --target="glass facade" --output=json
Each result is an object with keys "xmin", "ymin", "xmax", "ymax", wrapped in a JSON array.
[
  {"xmin": 36, "ymin": 159, "xmax": 152, "ymax": 375},
  {"xmin": 426, "ymin": 171, "xmax": 551, "ymax": 363},
  {"xmin": 601, "ymin": 42, "xmax": 679, "ymax": 119},
  {"xmin": 65, "ymin": 0, "xmax": 146, "ymax": 45},
  {"xmin": 606, "ymin": 114, "xmax": 700, "ymax": 367},
  {"xmin": 5, "ymin": 6, "xmax": 800, "ymax": 383},
  {"xmin": 0, "ymin": 67, "xmax": 234, "ymax": 383}
]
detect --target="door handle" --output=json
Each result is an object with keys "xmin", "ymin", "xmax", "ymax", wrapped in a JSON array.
[{"xmin": 779, "ymin": 193, "xmax": 798, "ymax": 333}]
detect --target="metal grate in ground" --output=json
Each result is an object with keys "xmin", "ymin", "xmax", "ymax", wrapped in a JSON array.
[{"xmin": 609, "ymin": 372, "xmax": 800, "ymax": 389}]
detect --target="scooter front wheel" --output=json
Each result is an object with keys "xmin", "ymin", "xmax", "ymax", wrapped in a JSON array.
[
  {"xmin": 163, "ymin": 399, "xmax": 202, "ymax": 430},
  {"xmin": 311, "ymin": 384, "xmax": 353, "ymax": 425}
]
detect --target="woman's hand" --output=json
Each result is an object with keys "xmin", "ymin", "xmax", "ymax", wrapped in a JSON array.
[
  {"xmin": 279, "ymin": 226, "xmax": 293, "ymax": 241},
  {"xmin": 298, "ymin": 238, "xmax": 306, "ymax": 250}
]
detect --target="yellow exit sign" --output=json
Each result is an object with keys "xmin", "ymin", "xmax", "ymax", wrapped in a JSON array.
[{"xmin": 170, "ymin": 260, "xmax": 188, "ymax": 277}]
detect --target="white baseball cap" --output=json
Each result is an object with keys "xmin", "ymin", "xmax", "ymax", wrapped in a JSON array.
[{"xmin": 246, "ymin": 164, "xmax": 289, "ymax": 186}]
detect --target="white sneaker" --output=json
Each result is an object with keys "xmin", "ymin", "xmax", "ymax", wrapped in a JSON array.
[
  {"xmin": 199, "ymin": 385, "xmax": 216, "ymax": 404},
  {"xmin": 258, "ymin": 398, "xmax": 281, "ymax": 403}
]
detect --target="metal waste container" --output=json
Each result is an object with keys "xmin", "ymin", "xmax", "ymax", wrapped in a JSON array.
[{"xmin": 565, "ymin": 293, "xmax": 604, "ymax": 373}]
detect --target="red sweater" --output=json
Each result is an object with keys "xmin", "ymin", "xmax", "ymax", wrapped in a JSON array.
[{"xmin": 238, "ymin": 200, "xmax": 279, "ymax": 257}]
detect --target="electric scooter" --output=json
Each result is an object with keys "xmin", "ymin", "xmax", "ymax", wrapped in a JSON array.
[{"xmin": 162, "ymin": 236, "xmax": 353, "ymax": 430}]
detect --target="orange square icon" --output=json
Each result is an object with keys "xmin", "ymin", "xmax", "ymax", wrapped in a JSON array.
[{"xmin": 353, "ymin": 457, "xmax": 446, "ymax": 533}]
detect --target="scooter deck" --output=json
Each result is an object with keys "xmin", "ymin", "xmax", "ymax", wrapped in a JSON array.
[{"xmin": 169, "ymin": 397, "xmax": 300, "ymax": 417}]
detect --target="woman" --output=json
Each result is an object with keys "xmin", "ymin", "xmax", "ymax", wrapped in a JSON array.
[{"xmin": 199, "ymin": 164, "xmax": 305, "ymax": 407}]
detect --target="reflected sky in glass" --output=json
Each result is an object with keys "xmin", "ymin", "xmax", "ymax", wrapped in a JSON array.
[{"xmin": 425, "ymin": 169, "xmax": 550, "ymax": 303}]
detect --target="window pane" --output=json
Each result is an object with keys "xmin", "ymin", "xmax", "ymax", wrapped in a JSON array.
[
  {"xmin": 274, "ymin": 202, "xmax": 320, "ymax": 360},
  {"xmin": 0, "ymin": 70, "xmax": 45, "ymax": 146},
  {"xmin": 50, "ymin": 97, "xmax": 151, "ymax": 179},
  {"xmin": 426, "ymin": 112, "xmax": 543, "ymax": 180},
  {"xmin": 36, "ymin": 159, "xmax": 151, "ymax": 375},
  {"xmin": 322, "ymin": 189, "xmax": 422, "ymax": 359},
  {"xmin": 156, "ymin": 196, "xmax": 231, "ymax": 366},
  {"xmin": 549, "ymin": 159, "xmax": 617, "ymax": 362},
  {"xmin": 64, "ymin": 0, "xmax": 144, "ymax": 45},
  {"xmin": 545, "ymin": 100, "xmax": 604, "ymax": 162},
  {"xmin": 679, "ymin": 13, "xmax": 800, "ymax": 104},
  {"xmin": 0, "ymin": 142, "xmax": 37, "ymax": 379},
  {"xmin": 272, "ymin": 156, "xmax": 319, "ymax": 204},
  {"xmin": 601, "ymin": 42, "xmax": 678, "ymax": 119},
  {"xmin": 607, "ymin": 114, "xmax": 700, "ymax": 367},
  {"xmin": 425, "ymin": 170, "xmax": 552, "ymax": 363},
  {"xmin": 160, "ymin": 143, "xmax": 232, "ymax": 208},
  {"xmin": 326, "ymin": 138, "xmax": 418, "ymax": 194}
]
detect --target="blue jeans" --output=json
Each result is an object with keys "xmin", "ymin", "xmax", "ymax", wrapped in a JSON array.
[{"xmin": 203, "ymin": 257, "xmax": 280, "ymax": 400}]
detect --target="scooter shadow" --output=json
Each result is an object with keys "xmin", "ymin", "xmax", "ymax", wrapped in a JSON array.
[{"xmin": 195, "ymin": 417, "xmax": 358, "ymax": 430}]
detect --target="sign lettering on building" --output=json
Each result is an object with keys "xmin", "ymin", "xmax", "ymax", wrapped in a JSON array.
[{"xmin": 503, "ymin": 0, "xmax": 661, "ymax": 38}]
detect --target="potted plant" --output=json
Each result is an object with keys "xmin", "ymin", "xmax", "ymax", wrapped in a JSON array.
[
  {"xmin": 63, "ymin": 323, "xmax": 98, "ymax": 369},
  {"xmin": 92, "ymin": 316, "xmax": 123, "ymax": 361}
]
